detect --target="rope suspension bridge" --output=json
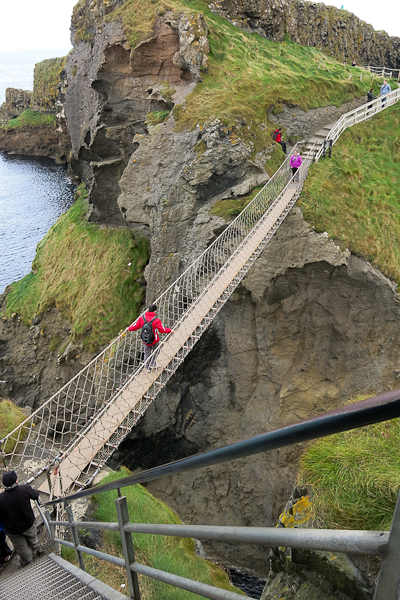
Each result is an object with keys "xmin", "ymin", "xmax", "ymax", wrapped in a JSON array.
[{"xmin": 1, "ymin": 87, "xmax": 400, "ymax": 503}]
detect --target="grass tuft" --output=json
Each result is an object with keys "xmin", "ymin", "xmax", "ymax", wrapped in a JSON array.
[
  {"xmin": 5, "ymin": 185, "xmax": 150, "ymax": 351},
  {"xmin": 299, "ymin": 103, "xmax": 400, "ymax": 284}
]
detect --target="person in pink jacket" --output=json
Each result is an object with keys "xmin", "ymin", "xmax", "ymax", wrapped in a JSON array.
[
  {"xmin": 290, "ymin": 150, "xmax": 302, "ymax": 182},
  {"xmin": 127, "ymin": 304, "xmax": 174, "ymax": 371}
]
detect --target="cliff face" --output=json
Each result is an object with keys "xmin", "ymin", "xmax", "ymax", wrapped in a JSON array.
[
  {"xmin": 111, "ymin": 207, "xmax": 400, "ymax": 572},
  {"xmin": 64, "ymin": 0, "xmax": 211, "ymax": 226},
  {"xmin": 211, "ymin": 0, "xmax": 400, "ymax": 68}
]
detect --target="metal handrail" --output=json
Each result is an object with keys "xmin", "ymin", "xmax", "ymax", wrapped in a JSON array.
[{"xmin": 42, "ymin": 390, "xmax": 400, "ymax": 599}]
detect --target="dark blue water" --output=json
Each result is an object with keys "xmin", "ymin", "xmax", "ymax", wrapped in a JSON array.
[
  {"xmin": 0, "ymin": 153, "xmax": 75, "ymax": 293},
  {"xmin": 0, "ymin": 49, "xmax": 75, "ymax": 294}
]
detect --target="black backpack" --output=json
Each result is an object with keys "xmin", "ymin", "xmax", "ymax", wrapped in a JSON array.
[
  {"xmin": 272, "ymin": 130, "xmax": 278, "ymax": 141},
  {"xmin": 141, "ymin": 315, "xmax": 156, "ymax": 345}
]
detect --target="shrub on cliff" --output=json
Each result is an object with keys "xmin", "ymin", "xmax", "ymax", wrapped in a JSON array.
[
  {"xmin": 300, "ymin": 103, "xmax": 400, "ymax": 284},
  {"xmin": 62, "ymin": 468, "xmax": 245, "ymax": 598},
  {"xmin": 5, "ymin": 185, "xmax": 150, "ymax": 351}
]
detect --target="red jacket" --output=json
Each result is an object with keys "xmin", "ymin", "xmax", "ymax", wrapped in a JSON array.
[
  {"xmin": 274, "ymin": 130, "xmax": 282, "ymax": 143},
  {"xmin": 128, "ymin": 311, "xmax": 172, "ymax": 346}
]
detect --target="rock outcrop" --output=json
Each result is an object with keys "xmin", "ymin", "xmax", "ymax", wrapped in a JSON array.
[
  {"xmin": 110, "ymin": 207, "xmax": 400, "ymax": 573},
  {"xmin": 210, "ymin": 0, "xmax": 400, "ymax": 68},
  {"xmin": 0, "ymin": 88, "xmax": 31, "ymax": 124},
  {"xmin": 64, "ymin": 0, "xmax": 210, "ymax": 226},
  {"xmin": 260, "ymin": 488, "xmax": 374, "ymax": 599}
]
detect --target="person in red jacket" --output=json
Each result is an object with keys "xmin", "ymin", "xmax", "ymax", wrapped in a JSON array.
[
  {"xmin": 273, "ymin": 128, "xmax": 287, "ymax": 154},
  {"xmin": 127, "ymin": 304, "xmax": 174, "ymax": 371}
]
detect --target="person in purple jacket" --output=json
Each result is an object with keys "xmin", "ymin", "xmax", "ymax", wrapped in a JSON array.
[{"xmin": 290, "ymin": 150, "xmax": 302, "ymax": 182}]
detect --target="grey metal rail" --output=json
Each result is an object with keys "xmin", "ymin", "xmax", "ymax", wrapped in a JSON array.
[{"xmin": 42, "ymin": 389, "xmax": 400, "ymax": 600}]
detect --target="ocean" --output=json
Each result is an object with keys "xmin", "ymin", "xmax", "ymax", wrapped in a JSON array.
[{"xmin": 0, "ymin": 49, "xmax": 75, "ymax": 294}]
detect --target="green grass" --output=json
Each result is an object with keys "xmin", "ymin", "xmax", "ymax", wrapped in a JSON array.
[
  {"xmin": 0, "ymin": 399, "xmax": 28, "ymax": 453},
  {"xmin": 298, "ymin": 404, "xmax": 400, "ymax": 531},
  {"xmin": 63, "ymin": 469, "xmax": 244, "ymax": 599},
  {"xmin": 104, "ymin": 0, "xmax": 392, "ymax": 158},
  {"xmin": 172, "ymin": 2, "xmax": 392, "ymax": 142},
  {"xmin": 146, "ymin": 110, "xmax": 170, "ymax": 125},
  {"xmin": 2, "ymin": 109, "xmax": 56, "ymax": 130},
  {"xmin": 5, "ymin": 185, "xmax": 150, "ymax": 351},
  {"xmin": 299, "ymin": 103, "xmax": 400, "ymax": 284},
  {"xmin": 212, "ymin": 185, "xmax": 263, "ymax": 220}
]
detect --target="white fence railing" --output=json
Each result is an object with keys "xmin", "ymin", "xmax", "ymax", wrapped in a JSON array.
[{"xmin": 315, "ymin": 86, "xmax": 400, "ymax": 161}]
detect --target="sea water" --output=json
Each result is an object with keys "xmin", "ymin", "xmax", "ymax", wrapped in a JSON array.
[{"xmin": 0, "ymin": 49, "xmax": 75, "ymax": 294}]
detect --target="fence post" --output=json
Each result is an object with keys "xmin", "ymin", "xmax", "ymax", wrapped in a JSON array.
[
  {"xmin": 373, "ymin": 491, "xmax": 400, "ymax": 599},
  {"xmin": 328, "ymin": 140, "xmax": 333, "ymax": 159},
  {"xmin": 115, "ymin": 496, "xmax": 141, "ymax": 600},
  {"xmin": 322, "ymin": 139, "xmax": 326, "ymax": 159},
  {"xmin": 66, "ymin": 505, "xmax": 85, "ymax": 572}
]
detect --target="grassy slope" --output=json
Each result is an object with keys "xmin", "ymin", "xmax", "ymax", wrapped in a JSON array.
[
  {"xmin": 2, "ymin": 109, "xmax": 56, "ymax": 130},
  {"xmin": 298, "ymin": 411, "xmax": 400, "ymax": 531},
  {"xmin": 300, "ymin": 103, "xmax": 400, "ymax": 284},
  {"xmin": 4, "ymin": 185, "xmax": 149, "ymax": 351},
  {"xmin": 63, "ymin": 469, "xmax": 244, "ymax": 599}
]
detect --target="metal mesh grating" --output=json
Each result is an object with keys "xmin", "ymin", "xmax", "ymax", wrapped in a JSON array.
[{"xmin": 0, "ymin": 556, "xmax": 105, "ymax": 600}]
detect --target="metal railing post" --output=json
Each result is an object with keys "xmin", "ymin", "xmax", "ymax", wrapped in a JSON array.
[
  {"xmin": 66, "ymin": 505, "xmax": 85, "ymax": 572},
  {"xmin": 373, "ymin": 491, "xmax": 400, "ymax": 599},
  {"xmin": 45, "ymin": 509, "xmax": 60, "ymax": 554},
  {"xmin": 115, "ymin": 496, "xmax": 141, "ymax": 600}
]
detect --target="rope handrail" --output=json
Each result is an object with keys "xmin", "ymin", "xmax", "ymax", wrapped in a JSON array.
[{"xmin": 1, "ymin": 139, "xmax": 317, "ymax": 495}]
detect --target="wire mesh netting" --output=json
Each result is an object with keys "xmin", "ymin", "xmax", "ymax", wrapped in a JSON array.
[{"xmin": 1, "ymin": 142, "xmax": 317, "ymax": 496}]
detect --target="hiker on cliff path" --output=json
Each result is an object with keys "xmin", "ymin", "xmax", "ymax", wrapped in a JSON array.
[
  {"xmin": 273, "ymin": 128, "xmax": 287, "ymax": 154},
  {"xmin": 0, "ymin": 471, "xmax": 41, "ymax": 567},
  {"xmin": 127, "ymin": 304, "xmax": 174, "ymax": 371},
  {"xmin": 366, "ymin": 88, "xmax": 376, "ymax": 114},
  {"xmin": 380, "ymin": 79, "xmax": 391, "ymax": 105},
  {"xmin": 290, "ymin": 150, "xmax": 302, "ymax": 182}
]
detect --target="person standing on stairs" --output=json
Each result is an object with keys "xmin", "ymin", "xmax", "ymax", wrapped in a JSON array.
[
  {"xmin": 290, "ymin": 150, "xmax": 302, "ymax": 182},
  {"xmin": 380, "ymin": 79, "xmax": 391, "ymax": 106},
  {"xmin": 0, "ymin": 471, "xmax": 41, "ymax": 568},
  {"xmin": 273, "ymin": 128, "xmax": 287, "ymax": 154},
  {"xmin": 127, "ymin": 304, "xmax": 174, "ymax": 371},
  {"xmin": 367, "ymin": 88, "xmax": 376, "ymax": 114}
]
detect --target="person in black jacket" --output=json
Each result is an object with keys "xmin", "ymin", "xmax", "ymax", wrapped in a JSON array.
[
  {"xmin": 367, "ymin": 88, "xmax": 376, "ymax": 114},
  {"xmin": 0, "ymin": 471, "xmax": 40, "ymax": 566}
]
